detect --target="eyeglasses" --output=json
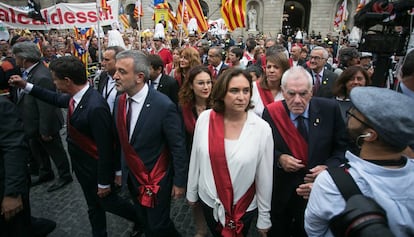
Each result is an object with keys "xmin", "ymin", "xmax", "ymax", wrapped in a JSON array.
[
  {"xmin": 310, "ymin": 56, "xmax": 326, "ymax": 61},
  {"xmin": 346, "ymin": 109, "xmax": 372, "ymax": 128}
]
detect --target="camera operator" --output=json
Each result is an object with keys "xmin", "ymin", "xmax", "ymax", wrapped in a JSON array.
[{"xmin": 304, "ymin": 86, "xmax": 414, "ymax": 237}]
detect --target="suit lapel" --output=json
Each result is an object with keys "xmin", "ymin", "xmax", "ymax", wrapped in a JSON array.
[
  {"xmin": 130, "ymin": 89, "xmax": 152, "ymax": 144},
  {"xmin": 307, "ymin": 99, "xmax": 320, "ymax": 161},
  {"xmin": 71, "ymin": 87, "xmax": 93, "ymax": 121},
  {"xmin": 157, "ymin": 74, "xmax": 166, "ymax": 91}
]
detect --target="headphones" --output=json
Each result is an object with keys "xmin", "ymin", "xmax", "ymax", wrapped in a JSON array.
[{"xmin": 360, "ymin": 132, "xmax": 372, "ymax": 138}]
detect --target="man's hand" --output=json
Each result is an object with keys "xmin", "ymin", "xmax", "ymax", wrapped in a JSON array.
[
  {"xmin": 8, "ymin": 75, "xmax": 27, "ymax": 89},
  {"xmin": 114, "ymin": 175, "xmax": 122, "ymax": 187},
  {"xmin": 1, "ymin": 195, "xmax": 23, "ymax": 221},
  {"xmin": 296, "ymin": 183, "xmax": 313, "ymax": 199},
  {"xmin": 171, "ymin": 185, "xmax": 185, "ymax": 199},
  {"xmin": 304, "ymin": 165, "xmax": 327, "ymax": 183},
  {"xmin": 41, "ymin": 134, "xmax": 53, "ymax": 142},
  {"xmin": 97, "ymin": 187, "xmax": 111, "ymax": 198},
  {"xmin": 279, "ymin": 154, "xmax": 305, "ymax": 172}
]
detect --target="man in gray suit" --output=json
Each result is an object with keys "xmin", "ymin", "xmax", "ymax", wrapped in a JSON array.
[{"xmin": 12, "ymin": 42, "xmax": 72, "ymax": 192}]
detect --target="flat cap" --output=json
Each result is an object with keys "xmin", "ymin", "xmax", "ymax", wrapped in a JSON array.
[{"xmin": 350, "ymin": 87, "xmax": 414, "ymax": 148}]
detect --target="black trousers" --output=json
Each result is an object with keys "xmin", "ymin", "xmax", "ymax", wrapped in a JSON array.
[
  {"xmin": 128, "ymin": 173, "xmax": 181, "ymax": 237},
  {"xmin": 29, "ymin": 134, "xmax": 71, "ymax": 179},
  {"xmin": 0, "ymin": 194, "xmax": 31, "ymax": 237},
  {"xmin": 73, "ymin": 162, "xmax": 138, "ymax": 237},
  {"xmin": 269, "ymin": 191, "xmax": 307, "ymax": 237},
  {"xmin": 200, "ymin": 200, "xmax": 256, "ymax": 237}
]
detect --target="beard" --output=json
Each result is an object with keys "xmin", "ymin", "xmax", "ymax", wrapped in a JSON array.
[{"xmin": 347, "ymin": 125, "xmax": 366, "ymax": 150}]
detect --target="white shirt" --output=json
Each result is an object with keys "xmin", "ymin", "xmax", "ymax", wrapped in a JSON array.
[
  {"xmin": 103, "ymin": 75, "xmax": 117, "ymax": 113},
  {"xmin": 127, "ymin": 83, "xmax": 149, "ymax": 140},
  {"xmin": 150, "ymin": 74, "xmax": 162, "ymax": 90},
  {"xmin": 305, "ymin": 151, "xmax": 414, "ymax": 237},
  {"xmin": 251, "ymin": 82, "xmax": 284, "ymax": 116},
  {"xmin": 187, "ymin": 110, "xmax": 274, "ymax": 230},
  {"xmin": 72, "ymin": 84, "xmax": 90, "ymax": 109}
]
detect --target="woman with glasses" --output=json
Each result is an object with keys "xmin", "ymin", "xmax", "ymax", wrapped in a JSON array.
[
  {"xmin": 187, "ymin": 68, "xmax": 273, "ymax": 237},
  {"xmin": 170, "ymin": 47, "xmax": 201, "ymax": 87},
  {"xmin": 251, "ymin": 53, "xmax": 290, "ymax": 116},
  {"xmin": 332, "ymin": 66, "xmax": 371, "ymax": 121},
  {"xmin": 179, "ymin": 65, "xmax": 213, "ymax": 237}
]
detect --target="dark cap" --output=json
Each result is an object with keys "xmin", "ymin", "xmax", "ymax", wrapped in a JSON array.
[{"xmin": 350, "ymin": 87, "xmax": 414, "ymax": 148}]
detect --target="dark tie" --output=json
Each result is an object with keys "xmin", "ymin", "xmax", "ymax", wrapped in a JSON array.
[
  {"xmin": 296, "ymin": 115, "xmax": 308, "ymax": 141},
  {"xmin": 313, "ymin": 73, "xmax": 320, "ymax": 95},
  {"xmin": 126, "ymin": 98, "xmax": 133, "ymax": 135}
]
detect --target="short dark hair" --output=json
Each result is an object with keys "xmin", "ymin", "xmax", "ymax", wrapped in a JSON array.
[
  {"xmin": 147, "ymin": 54, "xmax": 164, "ymax": 72},
  {"xmin": 106, "ymin": 46, "xmax": 125, "ymax": 56},
  {"xmin": 246, "ymin": 65, "xmax": 263, "ymax": 78},
  {"xmin": 49, "ymin": 56, "xmax": 87, "ymax": 85},
  {"xmin": 211, "ymin": 68, "xmax": 253, "ymax": 113},
  {"xmin": 230, "ymin": 47, "xmax": 243, "ymax": 60}
]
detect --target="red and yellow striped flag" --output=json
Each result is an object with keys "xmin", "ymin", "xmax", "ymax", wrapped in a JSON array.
[
  {"xmin": 134, "ymin": 0, "xmax": 144, "ymax": 18},
  {"xmin": 99, "ymin": 0, "xmax": 109, "ymax": 13},
  {"xmin": 153, "ymin": 3, "xmax": 178, "ymax": 30},
  {"xmin": 221, "ymin": 0, "xmax": 246, "ymax": 31},
  {"xmin": 185, "ymin": 0, "xmax": 208, "ymax": 32}
]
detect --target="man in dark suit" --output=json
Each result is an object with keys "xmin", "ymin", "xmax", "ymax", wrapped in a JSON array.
[
  {"xmin": 97, "ymin": 46, "xmax": 124, "ymax": 113},
  {"xmin": 308, "ymin": 46, "xmax": 338, "ymax": 98},
  {"xmin": 9, "ymin": 56, "xmax": 141, "ymax": 237},
  {"xmin": 113, "ymin": 50, "xmax": 188, "ymax": 237},
  {"xmin": 11, "ymin": 42, "xmax": 72, "ymax": 192},
  {"xmin": 207, "ymin": 46, "xmax": 229, "ymax": 80},
  {"xmin": 262, "ymin": 66, "xmax": 347, "ymax": 237},
  {"xmin": 0, "ymin": 96, "xmax": 31, "ymax": 237},
  {"xmin": 147, "ymin": 54, "xmax": 179, "ymax": 104}
]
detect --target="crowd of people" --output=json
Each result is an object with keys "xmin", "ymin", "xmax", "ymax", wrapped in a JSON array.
[{"xmin": 0, "ymin": 25, "xmax": 413, "ymax": 237}]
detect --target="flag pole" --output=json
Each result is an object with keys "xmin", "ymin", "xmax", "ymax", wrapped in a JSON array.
[
  {"xmin": 179, "ymin": 0, "xmax": 186, "ymax": 46},
  {"xmin": 96, "ymin": 0, "xmax": 102, "ymax": 64}
]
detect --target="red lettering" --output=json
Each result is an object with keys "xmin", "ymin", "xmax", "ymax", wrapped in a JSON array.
[
  {"xmin": 50, "ymin": 12, "xmax": 60, "ymax": 24},
  {"xmin": 10, "ymin": 8, "xmax": 16, "ymax": 23},
  {"xmin": 56, "ymin": 8, "xmax": 63, "ymax": 24},
  {"xmin": 87, "ymin": 11, "xmax": 97, "ymax": 23},
  {"xmin": 0, "ymin": 8, "xmax": 10, "ymax": 22},
  {"xmin": 17, "ymin": 13, "xmax": 30, "ymax": 24},
  {"xmin": 64, "ymin": 12, "xmax": 75, "ymax": 24},
  {"xmin": 76, "ymin": 12, "xmax": 86, "ymax": 23}
]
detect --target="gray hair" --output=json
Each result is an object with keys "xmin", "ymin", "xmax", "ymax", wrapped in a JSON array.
[
  {"xmin": 12, "ymin": 41, "xmax": 41, "ymax": 62},
  {"xmin": 311, "ymin": 46, "xmax": 329, "ymax": 59},
  {"xmin": 281, "ymin": 66, "xmax": 313, "ymax": 91},
  {"xmin": 115, "ymin": 50, "xmax": 150, "ymax": 80}
]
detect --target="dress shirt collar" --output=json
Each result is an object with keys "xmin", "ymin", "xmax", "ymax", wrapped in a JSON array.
[
  {"xmin": 152, "ymin": 74, "xmax": 162, "ymax": 85},
  {"xmin": 24, "ymin": 62, "xmax": 39, "ymax": 75},
  {"xmin": 289, "ymin": 104, "xmax": 310, "ymax": 121},
  {"xmin": 72, "ymin": 84, "xmax": 90, "ymax": 108},
  {"xmin": 127, "ymin": 83, "xmax": 149, "ymax": 104},
  {"xmin": 215, "ymin": 61, "xmax": 224, "ymax": 72},
  {"xmin": 400, "ymin": 82, "xmax": 414, "ymax": 99}
]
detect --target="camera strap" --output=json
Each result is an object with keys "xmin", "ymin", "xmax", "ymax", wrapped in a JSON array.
[{"xmin": 327, "ymin": 167, "xmax": 362, "ymax": 201}]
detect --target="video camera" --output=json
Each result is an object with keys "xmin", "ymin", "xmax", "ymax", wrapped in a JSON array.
[{"xmin": 354, "ymin": 0, "xmax": 414, "ymax": 56}]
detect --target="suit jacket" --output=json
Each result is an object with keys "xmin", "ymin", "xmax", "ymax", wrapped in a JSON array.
[
  {"xmin": 115, "ymin": 88, "xmax": 188, "ymax": 188},
  {"xmin": 309, "ymin": 68, "xmax": 338, "ymax": 98},
  {"xmin": 156, "ymin": 74, "xmax": 179, "ymax": 105},
  {"xmin": 29, "ymin": 85, "xmax": 117, "ymax": 185},
  {"xmin": 262, "ymin": 98, "xmax": 347, "ymax": 207},
  {"xmin": 14, "ymin": 63, "xmax": 63, "ymax": 138},
  {"xmin": 0, "ymin": 96, "xmax": 29, "ymax": 198},
  {"xmin": 97, "ymin": 71, "xmax": 122, "ymax": 98}
]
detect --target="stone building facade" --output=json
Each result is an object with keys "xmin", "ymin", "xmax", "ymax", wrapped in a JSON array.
[{"xmin": 10, "ymin": 0, "xmax": 360, "ymax": 37}]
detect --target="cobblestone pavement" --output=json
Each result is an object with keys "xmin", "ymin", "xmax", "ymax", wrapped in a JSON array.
[{"xmin": 30, "ymin": 129, "xmax": 261, "ymax": 237}]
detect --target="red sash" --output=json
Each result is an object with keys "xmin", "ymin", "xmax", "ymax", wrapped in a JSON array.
[
  {"xmin": 266, "ymin": 101, "xmax": 308, "ymax": 165},
  {"xmin": 256, "ymin": 81, "xmax": 274, "ymax": 106},
  {"xmin": 181, "ymin": 103, "xmax": 196, "ymax": 135},
  {"xmin": 208, "ymin": 111, "xmax": 255, "ymax": 237},
  {"xmin": 116, "ymin": 93, "xmax": 169, "ymax": 208},
  {"xmin": 174, "ymin": 72, "xmax": 183, "ymax": 87},
  {"xmin": 260, "ymin": 55, "xmax": 266, "ymax": 72},
  {"xmin": 67, "ymin": 99, "xmax": 98, "ymax": 160}
]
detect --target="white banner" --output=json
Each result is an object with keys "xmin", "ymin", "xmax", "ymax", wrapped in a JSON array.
[{"xmin": 0, "ymin": 1, "xmax": 118, "ymax": 30}]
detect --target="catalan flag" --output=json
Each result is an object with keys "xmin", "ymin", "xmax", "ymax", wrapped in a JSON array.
[
  {"xmin": 73, "ymin": 41, "xmax": 89, "ymax": 67},
  {"xmin": 221, "ymin": 0, "xmax": 246, "ymax": 31},
  {"xmin": 185, "ymin": 0, "xmax": 208, "ymax": 32},
  {"xmin": 74, "ymin": 27, "xmax": 94, "ymax": 41},
  {"xmin": 98, "ymin": 0, "xmax": 109, "ymax": 13},
  {"xmin": 176, "ymin": 0, "xmax": 189, "ymax": 33},
  {"xmin": 134, "ymin": 0, "xmax": 144, "ymax": 19},
  {"xmin": 119, "ymin": 2, "xmax": 130, "ymax": 29}
]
